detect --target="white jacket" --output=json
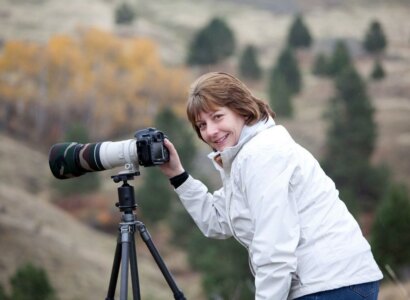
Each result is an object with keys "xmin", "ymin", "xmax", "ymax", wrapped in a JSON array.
[{"xmin": 175, "ymin": 118, "xmax": 382, "ymax": 299}]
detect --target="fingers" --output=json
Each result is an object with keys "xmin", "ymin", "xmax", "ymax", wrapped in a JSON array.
[
  {"xmin": 164, "ymin": 138, "xmax": 176, "ymax": 153},
  {"xmin": 160, "ymin": 139, "xmax": 185, "ymax": 178}
]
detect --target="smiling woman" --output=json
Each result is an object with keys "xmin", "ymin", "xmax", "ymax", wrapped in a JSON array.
[
  {"xmin": 195, "ymin": 107, "xmax": 245, "ymax": 152},
  {"xmin": 186, "ymin": 72, "xmax": 275, "ymax": 139},
  {"xmin": 159, "ymin": 72, "xmax": 383, "ymax": 300}
]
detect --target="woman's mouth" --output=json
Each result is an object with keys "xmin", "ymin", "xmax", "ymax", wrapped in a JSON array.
[{"xmin": 213, "ymin": 134, "xmax": 229, "ymax": 147}]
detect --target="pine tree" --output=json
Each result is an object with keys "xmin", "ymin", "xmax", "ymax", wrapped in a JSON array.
[
  {"xmin": 322, "ymin": 66, "xmax": 386, "ymax": 211},
  {"xmin": 154, "ymin": 107, "xmax": 197, "ymax": 171},
  {"xmin": 114, "ymin": 2, "xmax": 136, "ymax": 25},
  {"xmin": 287, "ymin": 14, "xmax": 312, "ymax": 49},
  {"xmin": 186, "ymin": 25, "xmax": 218, "ymax": 66},
  {"xmin": 272, "ymin": 47, "xmax": 302, "ymax": 95},
  {"xmin": 328, "ymin": 40, "xmax": 351, "ymax": 76},
  {"xmin": 188, "ymin": 231, "xmax": 254, "ymax": 300},
  {"xmin": 137, "ymin": 107, "xmax": 198, "ymax": 225},
  {"xmin": 0, "ymin": 284, "xmax": 8, "ymax": 300},
  {"xmin": 239, "ymin": 45, "xmax": 262, "ymax": 80},
  {"xmin": 363, "ymin": 20, "xmax": 387, "ymax": 55},
  {"xmin": 268, "ymin": 70, "xmax": 292, "ymax": 117},
  {"xmin": 187, "ymin": 17, "xmax": 236, "ymax": 66},
  {"xmin": 370, "ymin": 59, "xmax": 386, "ymax": 80},
  {"xmin": 10, "ymin": 263, "xmax": 56, "ymax": 300},
  {"xmin": 267, "ymin": 47, "xmax": 301, "ymax": 118},
  {"xmin": 138, "ymin": 167, "xmax": 173, "ymax": 224},
  {"xmin": 312, "ymin": 53, "xmax": 330, "ymax": 76},
  {"xmin": 371, "ymin": 184, "xmax": 410, "ymax": 276}
]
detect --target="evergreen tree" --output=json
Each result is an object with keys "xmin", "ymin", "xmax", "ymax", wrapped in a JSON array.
[
  {"xmin": 138, "ymin": 167, "xmax": 173, "ymax": 224},
  {"xmin": 328, "ymin": 40, "xmax": 352, "ymax": 76},
  {"xmin": 187, "ymin": 25, "xmax": 218, "ymax": 66},
  {"xmin": 154, "ymin": 107, "xmax": 199, "ymax": 244},
  {"xmin": 335, "ymin": 67, "xmax": 376, "ymax": 161},
  {"xmin": 267, "ymin": 47, "xmax": 301, "ymax": 118},
  {"xmin": 371, "ymin": 184, "xmax": 410, "ymax": 276},
  {"xmin": 363, "ymin": 20, "xmax": 387, "ymax": 55},
  {"xmin": 322, "ymin": 66, "xmax": 386, "ymax": 211},
  {"xmin": 312, "ymin": 53, "xmax": 330, "ymax": 76},
  {"xmin": 169, "ymin": 201, "xmax": 196, "ymax": 247},
  {"xmin": 155, "ymin": 107, "xmax": 197, "ymax": 171},
  {"xmin": 10, "ymin": 263, "xmax": 56, "ymax": 300},
  {"xmin": 268, "ymin": 70, "xmax": 292, "ymax": 117},
  {"xmin": 287, "ymin": 14, "xmax": 312, "ymax": 49},
  {"xmin": 370, "ymin": 59, "xmax": 386, "ymax": 80},
  {"xmin": 188, "ymin": 231, "xmax": 254, "ymax": 300},
  {"xmin": 272, "ymin": 47, "xmax": 302, "ymax": 95},
  {"xmin": 239, "ymin": 45, "xmax": 262, "ymax": 80},
  {"xmin": 187, "ymin": 17, "xmax": 236, "ymax": 66},
  {"xmin": 138, "ymin": 107, "xmax": 198, "ymax": 225},
  {"xmin": 114, "ymin": 2, "xmax": 136, "ymax": 25},
  {"xmin": 0, "ymin": 284, "xmax": 8, "ymax": 300}
]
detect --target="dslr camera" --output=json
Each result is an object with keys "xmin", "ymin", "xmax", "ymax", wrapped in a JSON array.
[
  {"xmin": 135, "ymin": 128, "xmax": 169, "ymax": 167},
  {"xmin": 49, "ymin": 127, "xmax": 170, "ymax": 179}
]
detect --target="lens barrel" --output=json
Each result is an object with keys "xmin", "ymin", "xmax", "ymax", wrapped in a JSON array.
[{"xmin": 49, "ymin": 142, "xmax": 105, "ymax": 179}]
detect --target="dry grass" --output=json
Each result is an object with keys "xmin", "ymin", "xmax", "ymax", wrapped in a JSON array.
[{"xmin": 0, "ymin": 134, "xmax": 205, "ymax": 300}]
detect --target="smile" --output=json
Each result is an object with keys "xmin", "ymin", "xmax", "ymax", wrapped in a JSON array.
[{"xmin": 214, "ymin": 134, "xmax": 229, "ymax": 145}]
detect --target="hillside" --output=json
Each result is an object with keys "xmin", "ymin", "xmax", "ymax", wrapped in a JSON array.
[
  {"xmin": 0, "ymin": 0, "xmax": 408, "ymax": 189},
  {"xmin": 0, "ymin": 134, "xmax": 204, "ymax": 300},
  {"xmin": 0, "ymin": 0, "xmax": 410, "ymax": 299},
  {"xmin": 0, "ymin": 134, "xmax": 408, "ymax": 299}
]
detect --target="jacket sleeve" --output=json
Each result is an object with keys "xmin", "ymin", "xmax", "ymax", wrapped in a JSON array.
[
  {"xmin": 238, "ymin": 147, "xmax": 300, "ymax": 300},
  {"xmin": 175, "ymin": 175, "xmax": 232, "ymax": 239}
]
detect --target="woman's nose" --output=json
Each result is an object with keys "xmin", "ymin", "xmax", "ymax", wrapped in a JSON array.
[{"xmin": 205, "ymin": 122, "xmax": 218, "ymax": 138}]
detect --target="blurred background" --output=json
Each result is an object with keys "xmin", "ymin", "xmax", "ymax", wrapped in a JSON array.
[{"xmin": 0, "ymin": 0, "xmax": 409, "ymax": 299}]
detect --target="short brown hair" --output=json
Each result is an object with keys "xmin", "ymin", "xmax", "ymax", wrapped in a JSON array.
[{"xmin": 187, "ymin": 72, "xmax": 275, "ymax": 139}]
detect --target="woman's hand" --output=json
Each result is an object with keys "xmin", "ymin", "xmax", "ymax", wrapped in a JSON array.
[{"xmin": 159, "ymin": 139, "xmax": 185, "ymax": 178}]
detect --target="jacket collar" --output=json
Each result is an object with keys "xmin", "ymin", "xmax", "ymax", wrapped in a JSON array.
[{"xmin": 208, "ymin": 117, "xmax": 276, "ymax": 172}]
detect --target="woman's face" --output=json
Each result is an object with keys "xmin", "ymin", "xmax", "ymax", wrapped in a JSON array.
[{"xmin": 196, "ymin": 106, "xmax": 246, "ymax": 151}]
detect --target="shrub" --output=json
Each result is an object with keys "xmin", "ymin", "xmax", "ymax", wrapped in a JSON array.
[{"xmin": 10, "ymin": 263, "xmax": 57, "ymax": 300}]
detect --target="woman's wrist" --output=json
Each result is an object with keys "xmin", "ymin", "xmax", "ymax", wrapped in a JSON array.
[{"xmin": 170, "ymin": 171, "xmax": 189, "ymax": 188}]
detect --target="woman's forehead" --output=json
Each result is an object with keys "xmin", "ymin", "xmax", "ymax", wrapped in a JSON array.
[
  {"xmin": 196, "ymin": 106, "xmax": 231, "ymax": 122},
  {"xmin": 195, "ymin": 109, "xmax": 215, "ymax": 122}
]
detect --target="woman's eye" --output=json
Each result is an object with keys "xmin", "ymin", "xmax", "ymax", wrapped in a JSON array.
[
  {"xmin": 214, "ymin": 114, "xmax": 223, "ymax": 120},
  {"xmin": 198, "ymin": 123, "xmax": 206, "ymax": 130}
]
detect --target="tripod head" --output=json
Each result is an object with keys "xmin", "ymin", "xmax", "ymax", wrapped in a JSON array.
[
  {"xmin": 111, "ymin": 171, "xmax": 140, "ymax": 184},
  {"xmin": 112, "ymin": 171, "xmax": 140, "ymax": 214}
]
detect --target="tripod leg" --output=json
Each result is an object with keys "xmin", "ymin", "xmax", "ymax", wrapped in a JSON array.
[
  {"xmin": 129, "ymin": 234, "xmax": 141, "ymax": 300},
  {"xmin": 105, "ymin": 237, "xmax": 122, "ymax": 300},
  {"xmin": 120, "ymin": 229, "xmax": 131, "ymax": 300},
  {"xmin": 138, "ymin": 223, "xmax": 186, "ymax": 300}
]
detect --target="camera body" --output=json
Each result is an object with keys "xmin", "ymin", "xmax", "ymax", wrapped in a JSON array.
[{"xmin": 135, "ymin": 128, "xmax": 170, "ymax": 167}]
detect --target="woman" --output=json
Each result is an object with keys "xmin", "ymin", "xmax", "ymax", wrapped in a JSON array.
[{"xmin": 160, "ymin": 72, "xmax": 382, "ymax": 299}]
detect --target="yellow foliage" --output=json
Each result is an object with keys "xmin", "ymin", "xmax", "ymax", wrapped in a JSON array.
[
  {"xmin": 0, "ymin": 41, "xmax": 43, "ymax": 103},
  {"xmin": 0, "ymin": 28, "xmax": 190, "ymax": 142}
]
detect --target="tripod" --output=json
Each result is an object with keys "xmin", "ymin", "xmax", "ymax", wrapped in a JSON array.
[{"xmin": 105, "ymin": 172, "xmax": 186, "ymax": 300}]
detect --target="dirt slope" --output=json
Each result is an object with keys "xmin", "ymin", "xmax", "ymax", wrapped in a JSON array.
[{"xmin": 0, "ymin": 134, "xmax": 203, "ymax": 300}]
